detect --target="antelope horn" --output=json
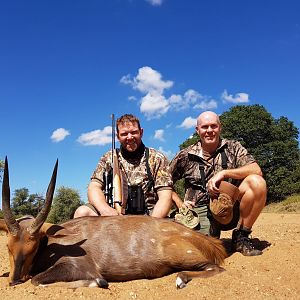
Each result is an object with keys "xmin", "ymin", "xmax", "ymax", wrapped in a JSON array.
[
  {"xmin": 2, "ymin": 157, "xmax": 20, "ymax": 236},
  {"xmin": 29, "ymin": 159, "xmax": 58, "ymax": 235}
]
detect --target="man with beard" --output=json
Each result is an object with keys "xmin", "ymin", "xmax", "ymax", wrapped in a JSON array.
[{"xmin": 74, "ymin": 114, "xmax": 173, "ymax": 218}]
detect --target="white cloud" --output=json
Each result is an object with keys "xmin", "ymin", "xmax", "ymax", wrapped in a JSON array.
[
  {"xmin": 51, "ymin": 128, "xmax": 70, "ymax": 143},
  {"xmin": 154, "ymin": 129, "xmax": 165, "ymax": 142},
  {"xmin": 158, "ymin": 146, "xmax": 175, "ymax": 160},
  {"xmin": 221, "ymin": 89, "xmax": 250, "ymax": 103},
  {"xmin": 120, "ymin": 74, "xmax": 132, "ymax": 85},
  {"xmin": 193, "ymin": 99, "xmax": 218, "ymax": 110},
  {"xmin": 128, "ymin": 95, "xmax": 137, "ymax": 101},
  {"xmin": 140, "ymin": 93, "xmax": 170, "ymax": 119},
  {"xmin": 135, "ymin": 66, "xmax": 173, "ymax": 95},
  {"xmin": 169, "ymin": 94, "xmax": 188, "ymax": 111},
  {"xmin": 177, "ymin": 117, "xmax": 197, "ymax": 129},
  {"xmin": 145, "ymin": 0, "xmax": 163, "ymax": 6},
  {"xmin": 121, "ymin": 66, "xmax": 173, "ymax": 119},
  {"xmin": 77, "ymin": 126, "xmax": 112, "ymax": 146},
  {"xmin": 184, "ymin": 89, "xmax": 202, "ymax": 104},
  {"xmin": 170, "ymin": 89, "xmax": 204, "ymax": 111},
  {"xmin": 122, "ymin": 67, "xmax": 210, "ymax": 119},
  {"xmin": 169, "ymin": 94, "xmax": 182, "ymax": 106},
  {"xmin": 121, "ymin": 66, "xmax": 222, "ymax": 120}
]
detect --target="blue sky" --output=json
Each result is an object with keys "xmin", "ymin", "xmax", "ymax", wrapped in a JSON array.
[{"xmin": 1, "ymin": 0, "xmax": 299, "ymax": 202}]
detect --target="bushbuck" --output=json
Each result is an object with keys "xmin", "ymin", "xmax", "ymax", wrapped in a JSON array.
[{"xmin": 0, "ymin": 157, "xmax": 226, "ymax": 289}]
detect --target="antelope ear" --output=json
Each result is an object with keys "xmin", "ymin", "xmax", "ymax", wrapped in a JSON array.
[
  {"xmin": 41, "ymin": 223, "xmax": 78, "ymax": 238},
  {"xmin": 0, "ymin": 219, "xmax": 8, "ymax": 233}
]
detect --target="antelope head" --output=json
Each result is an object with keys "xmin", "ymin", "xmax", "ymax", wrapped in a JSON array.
[{"xmin": 0, "ymin": 157, "xmax": 58, "ymax": 285}]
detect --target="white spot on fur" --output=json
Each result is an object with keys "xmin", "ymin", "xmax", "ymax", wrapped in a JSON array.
[
  {"xmin": 88, "ymin": 281, "xmax": 99, "ymax": 287},
  {"xmin": 176, "ymin": 276, "xmax": 186, "ymax": 289},
  {"xmin": 186, "ymin": 250, "xmax": 193, "ymax": 254},
  {"xmin": 183, "ymin": 231, "xmax": 191, "ymax": 236},
  {"xmin": 161, "ymin": 229, "xmax": 169, "ymax": 232},
  {"xmin": 150, "ymin": 238, "xmax": 156, "ymax": 244},
  {"xmin": 171, "ymin": 243, "xmax": 177, "ymax": 246}
]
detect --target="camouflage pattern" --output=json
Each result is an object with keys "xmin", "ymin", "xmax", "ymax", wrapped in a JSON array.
[
  {"xmin": 169, "ymin": 139, "xmax": 256, "ymax": 207},
  {"xmin": 91, "ymin": 147, "xmax": 173, "ymax": 213}
]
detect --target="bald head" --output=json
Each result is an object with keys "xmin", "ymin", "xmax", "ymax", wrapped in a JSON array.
[
  {"xmin": 196, "ymin": 111, "xmax": 221, "ymax": 152},
  {"xmin": 197, "ymin": 111, "xmax": 220, "ymax": 127}
]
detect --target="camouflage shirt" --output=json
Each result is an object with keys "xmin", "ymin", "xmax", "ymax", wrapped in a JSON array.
[
  {"xmin": 169, "ymin": 139, "xmax": 256, "ymax": 206},
  {"xmin": 91, "ymin": 147, "xmax": 173, "ymax": 212}
]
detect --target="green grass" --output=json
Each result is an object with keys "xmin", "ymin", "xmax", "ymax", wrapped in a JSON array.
[
  {"xmin": 264, "ymin": 194, "xmax": 300, "ymax": 213},
  {"xmin": 280, "ymin": 194, "xmax": 300, "ymax": 204}
]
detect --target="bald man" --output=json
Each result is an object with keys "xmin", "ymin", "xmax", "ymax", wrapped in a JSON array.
[{"xmin": 170, "ymin": 111, "xmax": 267, "ymax": 256}]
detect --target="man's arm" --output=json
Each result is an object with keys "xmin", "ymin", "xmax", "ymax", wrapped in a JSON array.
[
  {"xmin": 88, "ymin": 181, "xmax": 119, "ymax": 216},
  {"xmin": 172, "ymin": 191, "xmax": 196, "ymax": 209},
  {"xmin": 222, "ymin": 162, "xmax": 262, "ymax": 179},
  {"xmin": 172, "ymin": 191, "xmax": 184, "ymax": 208},
  {"xmin": 208, "ymin": 162, "xmax": 263, "ymax": 195},
  {"xmin": 151, "ymin": 189, "xmax": 172, "ymax": 218}
]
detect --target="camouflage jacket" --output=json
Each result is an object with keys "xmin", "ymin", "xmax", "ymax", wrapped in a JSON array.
[
  {"xmin": 91, "ymin": 147, "xmax": 173, "ymax": 212},
  {"xmin": 169, "ymin": 139, "xmax": 256, "ymax": 206}
]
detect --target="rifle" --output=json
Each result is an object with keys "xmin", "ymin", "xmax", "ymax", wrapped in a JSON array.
[
  {"xmin": 108, "ymin": 114, "xmax": 127, "ymax": 214},
  {"xmin": 103, "ymin": 161, "xmax": 113, "ymax": 207}
]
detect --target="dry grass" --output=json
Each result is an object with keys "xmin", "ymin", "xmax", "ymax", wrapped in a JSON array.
[{"xmin": 263, "ymin": 194, "xmax": 300, "ymax": 213}]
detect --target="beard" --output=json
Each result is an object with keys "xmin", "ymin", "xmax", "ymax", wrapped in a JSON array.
[{"xmin": 120, "ymin": 142, "xmax": 145, "ymax": 160}]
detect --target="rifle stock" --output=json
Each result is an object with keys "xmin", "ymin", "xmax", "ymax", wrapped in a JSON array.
[
  {"xmin": 110, "ymin": 114, "xmax": 127, "ymax": 215},
  {"xmin": 112, "ymin": 149, "xmax": 126, "ymax": 215}
]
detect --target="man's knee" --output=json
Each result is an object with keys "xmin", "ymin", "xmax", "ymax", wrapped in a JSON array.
[
  {"xmin": 240, "ymin": 174, "xmax": 267, "ymax": 196},
  {"xmin": 248, "ymin": 174, "xmax": 267, "ymax": 198},
  {"xmin": 74, "ymin": 205, "xmax": 97, "ymax": 218}
]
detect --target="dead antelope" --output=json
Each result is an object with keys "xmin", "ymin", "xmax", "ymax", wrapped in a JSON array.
[{"xmin": 0, "ymin": 157, "xmax": 226, "ymax": 289}]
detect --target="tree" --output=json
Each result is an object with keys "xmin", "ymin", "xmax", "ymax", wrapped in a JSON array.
[
  {"xmin": 220, "ymin": 105, "xmax": 274, "ymax": 153},
  {"xmin": 179, "ymin": 133, "xmax": 199, "ymax": 150},
  {"xmin": 47, "ymin": 186, "xmax": 83, "ymax": 224},
  {"xmin": 221, "ymin": 105, "xmax": 299, "ymax": 201},
  {"xmin": 177, "ymin": 105, "xmax": 300, "ymax": 202},
  {"xmin": 11, "ymin": 188, "xmax": 45, "ymax": 218},
  {"xmin": 174, "ymin": 179, "xmax": 185, "ymax": 200}
]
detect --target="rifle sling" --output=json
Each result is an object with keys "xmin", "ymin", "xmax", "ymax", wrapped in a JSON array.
[
  {"xmin": 187, "ymin": 146, "xmax": 228, "ymax": 196},
  {"xmin": 145, "ymin": 147, "xmax": 154, "ymax": 192}
]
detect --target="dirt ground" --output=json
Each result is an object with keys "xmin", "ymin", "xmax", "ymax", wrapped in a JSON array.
[{"xmin": 1, "ymin": 212, "xmax": 299, "ymax": 300}]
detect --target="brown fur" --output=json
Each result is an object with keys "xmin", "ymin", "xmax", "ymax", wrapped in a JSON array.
[
  {"xmin": 1, "ymin": 159, "xmax": 226, "ymax": 289},
  {"xmin": 1, "ymin": 215, "xmax": 227, "ymax": 288}
]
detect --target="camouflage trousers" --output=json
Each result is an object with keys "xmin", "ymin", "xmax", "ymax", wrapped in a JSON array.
[{"xmin": 192, "ymin": 204, "xmax": 210, "ymax": 235}]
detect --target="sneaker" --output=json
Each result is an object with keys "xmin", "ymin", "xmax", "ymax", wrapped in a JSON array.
[{"xmin": 232, "ymin": 229, "xmax": 262, "ymax": 256}]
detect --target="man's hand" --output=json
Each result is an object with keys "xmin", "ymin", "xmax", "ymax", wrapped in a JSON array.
[
  {"xmin": 182, "ymin": 200, "xmax": 195, "ymax": 209},
  {"xmin": 88, "ymin": 181, "xmax": 123, "ymax": 216},
  {"xmin": 207, "ymin": 171, "xmax": 225, "ymax": 197},
  {"xmin": 99, "ymin": 206, "xmax": 120, "ymax": 216},
  {"xmin": 171, "ymin": 191, "xmax": 195, "ymax": 209}
]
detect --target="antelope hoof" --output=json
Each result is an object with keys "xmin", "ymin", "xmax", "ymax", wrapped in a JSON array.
[
  {"xmin": 96, "ymin": 278, "xmax": 109, "ymax": 288},
  {"xmin": 9, "ymin": 280, "xmax": 23, "ymax": 286},
  {"xmin": 176, "ymin": 276, "xmax": 187, "ymax": 289}
]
